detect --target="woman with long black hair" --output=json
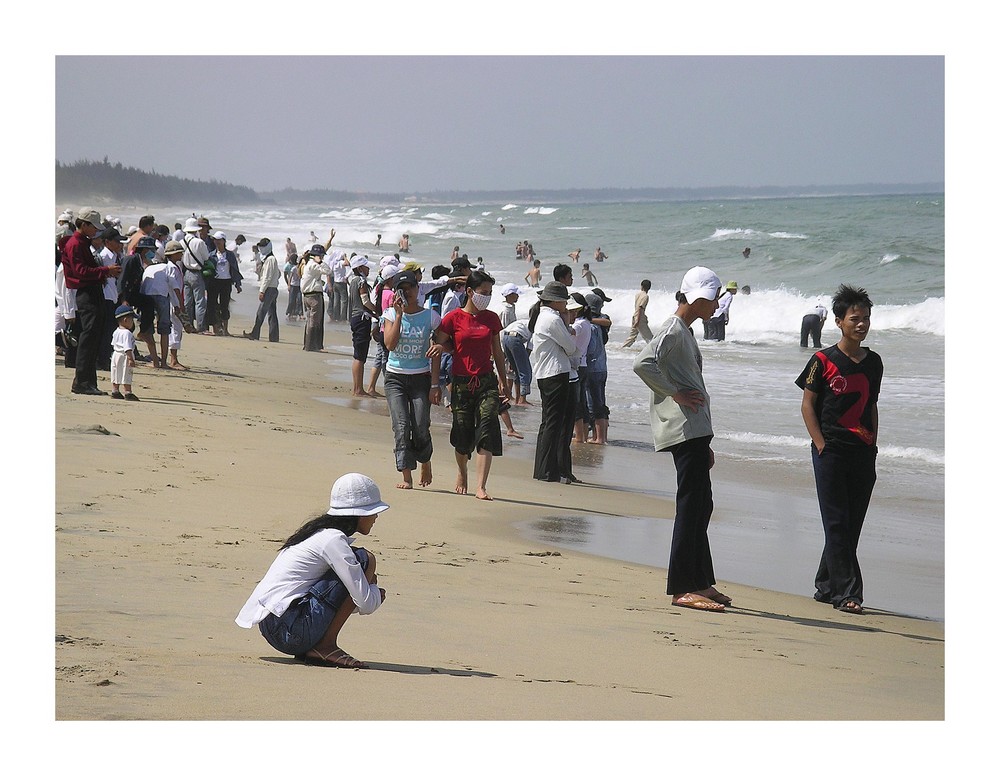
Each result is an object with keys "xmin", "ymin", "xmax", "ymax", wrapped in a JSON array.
[{"xmin": 235, "ymin": 473, "xmax": 389, "ymax": 668}]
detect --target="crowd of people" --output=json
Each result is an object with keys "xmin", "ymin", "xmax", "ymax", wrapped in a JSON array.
[{"xmin": 58, "ymin": 210, "xmax": 883, "ymax": 667}]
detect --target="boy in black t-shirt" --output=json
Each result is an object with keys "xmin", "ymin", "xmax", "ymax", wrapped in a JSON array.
[{"xmin": 796, "ymin": 285, "xmax": 883, "ymax": 615}]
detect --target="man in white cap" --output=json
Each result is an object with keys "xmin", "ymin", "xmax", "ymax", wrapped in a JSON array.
[
  {"xmin": 633, "ymin": 266, "xmax": 731, "ymax": 613},
  {"xmin": 60, "ymin": 208, "xmax": 123, "ymax": 395},
  {"xmin": 244, "ymin": 239, "xmax": 281, "ymax": 342},
  {"xmin": 179, "ymin": 217, "xmax": 211, "ymax": 332}
]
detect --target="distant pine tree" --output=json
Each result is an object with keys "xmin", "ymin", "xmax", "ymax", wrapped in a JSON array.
[{"xmin": 55, "ymin": 159, "xmax": 260, "ymax": 204}]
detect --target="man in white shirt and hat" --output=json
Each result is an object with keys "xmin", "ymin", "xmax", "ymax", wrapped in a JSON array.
[{"xmin": 180, "ymin": 217, "xmax": 211, "ymax": 332}]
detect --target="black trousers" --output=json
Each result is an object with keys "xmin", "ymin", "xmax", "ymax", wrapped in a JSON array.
[
  {"xmin": 533, "ymin": 373, "xmax": 570, "ymax": 481},
  {"xmin": 811, "ymin": 443, "xmax": 877, "ymax": 607},
  {"xmin": 665, "ymin": 435, "xmax": 716, "ymax": 595},
  {"xmin": 73, "ymin": 284, "xmax": 106, "ymax": 391},
  {"xmin": 800, "ymin": 314, "xmax": 823, "ymax": 348}
]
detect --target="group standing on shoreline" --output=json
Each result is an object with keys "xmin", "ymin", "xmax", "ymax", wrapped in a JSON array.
[{"xmin": 55, "ymin": 208, "xmax": 887, "ymax": 676}]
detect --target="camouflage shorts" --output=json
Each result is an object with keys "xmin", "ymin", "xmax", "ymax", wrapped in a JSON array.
[{"xmin": 449, "ymin": 373, "xmax": 503, "ymax": 457}]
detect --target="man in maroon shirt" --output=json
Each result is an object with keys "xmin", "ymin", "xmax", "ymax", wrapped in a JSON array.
[{"xmin": 61, "ymin": 208, "xmax": 122, "ymax": 395}]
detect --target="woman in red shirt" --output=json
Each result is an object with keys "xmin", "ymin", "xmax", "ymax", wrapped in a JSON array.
[{"xmin": 435, "ymin": 271, "xmax": 512, "ymax": 500}]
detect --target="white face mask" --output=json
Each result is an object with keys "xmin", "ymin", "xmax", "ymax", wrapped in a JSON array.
[{"xmin": 471, "ymin": 292, "xmax": 492, "ymax": 311}]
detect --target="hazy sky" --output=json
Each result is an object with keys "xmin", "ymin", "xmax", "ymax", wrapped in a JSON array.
[{"xmin": 55, "ymin": 56, "xmax": 942, "ymax": 193}]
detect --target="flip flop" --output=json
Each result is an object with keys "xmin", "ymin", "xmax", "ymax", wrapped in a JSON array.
[
  {"xmin": 301, "ymin": 648, "xmax": 368, "ymax": 668},
  {"xmin": 836, "ymin": 600, "xmax": 864, "ymax": 614},
  {"xmin": 671, "ymin": 593, "xmax": 726, "ymax": 613},
  {"xmin": 707, "ymin": 591, "xmax": 733, "ymax": 606}
]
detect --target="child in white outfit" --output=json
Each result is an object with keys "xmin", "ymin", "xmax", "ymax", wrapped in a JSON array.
[{"xmin": 111, "ymin": 305, "xmax": 139, "ymax": 401}]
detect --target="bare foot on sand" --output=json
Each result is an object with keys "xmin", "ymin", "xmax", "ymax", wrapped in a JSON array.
[
  {"xmin": 419, "ymin": 462, "xmax": 432, "ymax": 487},
  {"xmin": 475, "ymin": 489, "xmax": 492, "ymax": 501},
  {"xmin": 168, "ymin": 361, "xmax": 189, "ymax": 371},
  {"xmin": 454, "ymin": 454, "xmax": 469, "ymax": 494}
]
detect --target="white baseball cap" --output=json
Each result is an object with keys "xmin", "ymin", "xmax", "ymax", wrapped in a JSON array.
[
  {"xmin": 212, "ymin": 231, "xmax": 227, "ymax": 241},
  {"xmin": 500, "ymin": 283, "xmax": 520, "ymax": 297},
  {"xmin": 679, "ymin": 266, "xmax": 722, "ymax": 303},
  {"xmin": 326, "ymin": 473, "xmax": 390, "ymax": 516},
  {"xmin": 350, "ymin": 255, "xmax": 371, "ymax": 270}
]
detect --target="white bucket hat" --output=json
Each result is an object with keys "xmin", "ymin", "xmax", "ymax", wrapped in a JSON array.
[
  {"xmin": 183, "ymin": 217, "xmax": 200, "ymax": 233},
  {"xmin": 326, "ymin": 473, "xmax": 390, "ymax": 516}
]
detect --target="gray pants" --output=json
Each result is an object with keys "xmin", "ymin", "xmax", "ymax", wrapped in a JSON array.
[
  {"xmin": 331, "ymin": 281, "xmax": 348, "ymax": 321},
  {"xmin": 248, "ymin": 286, "xmax": 280, "ymax": 342},
  {"xmin": 183, "ymin": 270, "xmax": 207, "ymax": 331},
  {"xmin": 384, "ymin": 371, "xmax": 433, "ymax": 472}
]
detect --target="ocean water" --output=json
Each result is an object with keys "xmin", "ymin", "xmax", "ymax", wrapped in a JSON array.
[
  {"xmin": 136, "ymin": 194, "xmax": 944, "ymax": 617},
  {"xmin": 194, "ymin": 193, "xmax": 944, "ymax": 487}
]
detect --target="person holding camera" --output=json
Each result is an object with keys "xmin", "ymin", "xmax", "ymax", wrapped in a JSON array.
[{"xmin": 381, "ymin": 270, "xmax": 442, "ymax": 489}]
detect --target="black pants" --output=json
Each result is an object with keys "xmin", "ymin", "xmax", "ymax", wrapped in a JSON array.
[
  {"xmin": 534, "ymin": 373, "xmax": 571, "ymax": 481},
  {"xmin": 98, "ymin": 298, "xmax": 116, "ymax": 369},
  {"xmin": 800, "ymin": 314, "xmax": 823, "ymax": 348},
  {"xmin": 73, "ymin": 285, "xmax": 106, "ymax": 391},
  {"xmin": 703, "ymin": 317, "xmax": 725, "ymax": 341},
  {"xmin": 206, "ymin": 278, "xmax": 234, "ymax": 326},
  {"xmin": 665, "ymin": 435, "xmax": 716, "ymax": 595},
  {"xmin": 811, "ymin": 443, "xmax": 877, "ymax": 607}
]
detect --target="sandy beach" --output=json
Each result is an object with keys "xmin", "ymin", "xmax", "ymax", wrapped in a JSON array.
[{"xmin": 52, "ymin": 298, "xmax": 945, "ymax": 727}]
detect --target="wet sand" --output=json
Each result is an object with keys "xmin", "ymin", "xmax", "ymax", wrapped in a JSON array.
[{"xmin": 52, "ymin": 301, "xmax": 945, "ymax": 730}]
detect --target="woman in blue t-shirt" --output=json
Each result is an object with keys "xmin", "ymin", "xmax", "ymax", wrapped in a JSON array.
[{"xmin": 381, "ymin": 270, "xmax": 443, "ymax": 489}]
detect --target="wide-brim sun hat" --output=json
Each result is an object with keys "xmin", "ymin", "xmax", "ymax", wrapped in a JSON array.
[
  {"xmin": 680, "ymin": 266, "xmax": 722, "ymax": 303},
  {"xmin": 309, "ymin": 243, "xmax": 325, "ymax": 256},
  {"xmin": 566, "ymin": 297, "xmax": 584, "ymax": 311},
  {"xmin": 77, "ymin": 208, "xmax": 103, "ymax": 229},
  {"xmin": 164, "ymin": 240, "xmax": 185, "ymax": 255},
  {"xmin": 183, "ymin": 217, "xmax": 201, "ymax": 233},
  {"xmin": 350, "ymin": 255, "xmax": 371, "ymax": 270},
  {"xmin": 537, "ymin": 281, "xmax": 570, "ymax": 302},
  {"xmin": 326, "ymin": 473, "xmax": 390, "ymax": 516},
  {"xmin": 725, "ymin": 281, "xmax": 739, "ymax": 291}
]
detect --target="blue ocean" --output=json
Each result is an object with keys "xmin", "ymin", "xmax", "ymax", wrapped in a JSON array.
[{"xmin": 156, "ymin": 193, "xmax": 945, "ymax": 618}]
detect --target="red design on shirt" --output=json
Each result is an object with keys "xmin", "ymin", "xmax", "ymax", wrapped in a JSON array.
[{"xmin": 815, "ymin": 351, "xmax": 875, "ymax": 445}]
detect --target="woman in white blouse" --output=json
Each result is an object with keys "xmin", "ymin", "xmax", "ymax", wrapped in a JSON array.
[
  {"xmin": 235, "ymin": 473, "xmax": 389, "ymax": 669},
  {"xmin": 529, "ymin": 282, "xmax": 580, "ymax": 483}
]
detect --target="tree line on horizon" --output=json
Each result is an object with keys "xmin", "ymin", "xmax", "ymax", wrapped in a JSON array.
[{"xmin": 56, "ymin": 159, "xmax": 942, "ymax": 205}]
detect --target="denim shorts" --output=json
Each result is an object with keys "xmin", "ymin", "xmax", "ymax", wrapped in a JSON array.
[
  {"xmin": 149, "ymin": 294, "xmax": 172, "ymax": 335},
  {"xmin": 257, "ymin": 547, "xmax": 370, "ymax": 656}
]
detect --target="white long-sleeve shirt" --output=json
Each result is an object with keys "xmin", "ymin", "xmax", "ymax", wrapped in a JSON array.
[
  {"xmin": 300, "ymin": 258, "xmax": 330, "ymax": 294},
  {"xmin": 235, "ymin": 528, "xmax": 381, "ymax": 628},
  {"xmin": 530, "ymin": 305, "xmax": 580, "ymax": 380},
  {"xmin": 258, "ymin": 253, "xmax": 280, "ymax": 291}
]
